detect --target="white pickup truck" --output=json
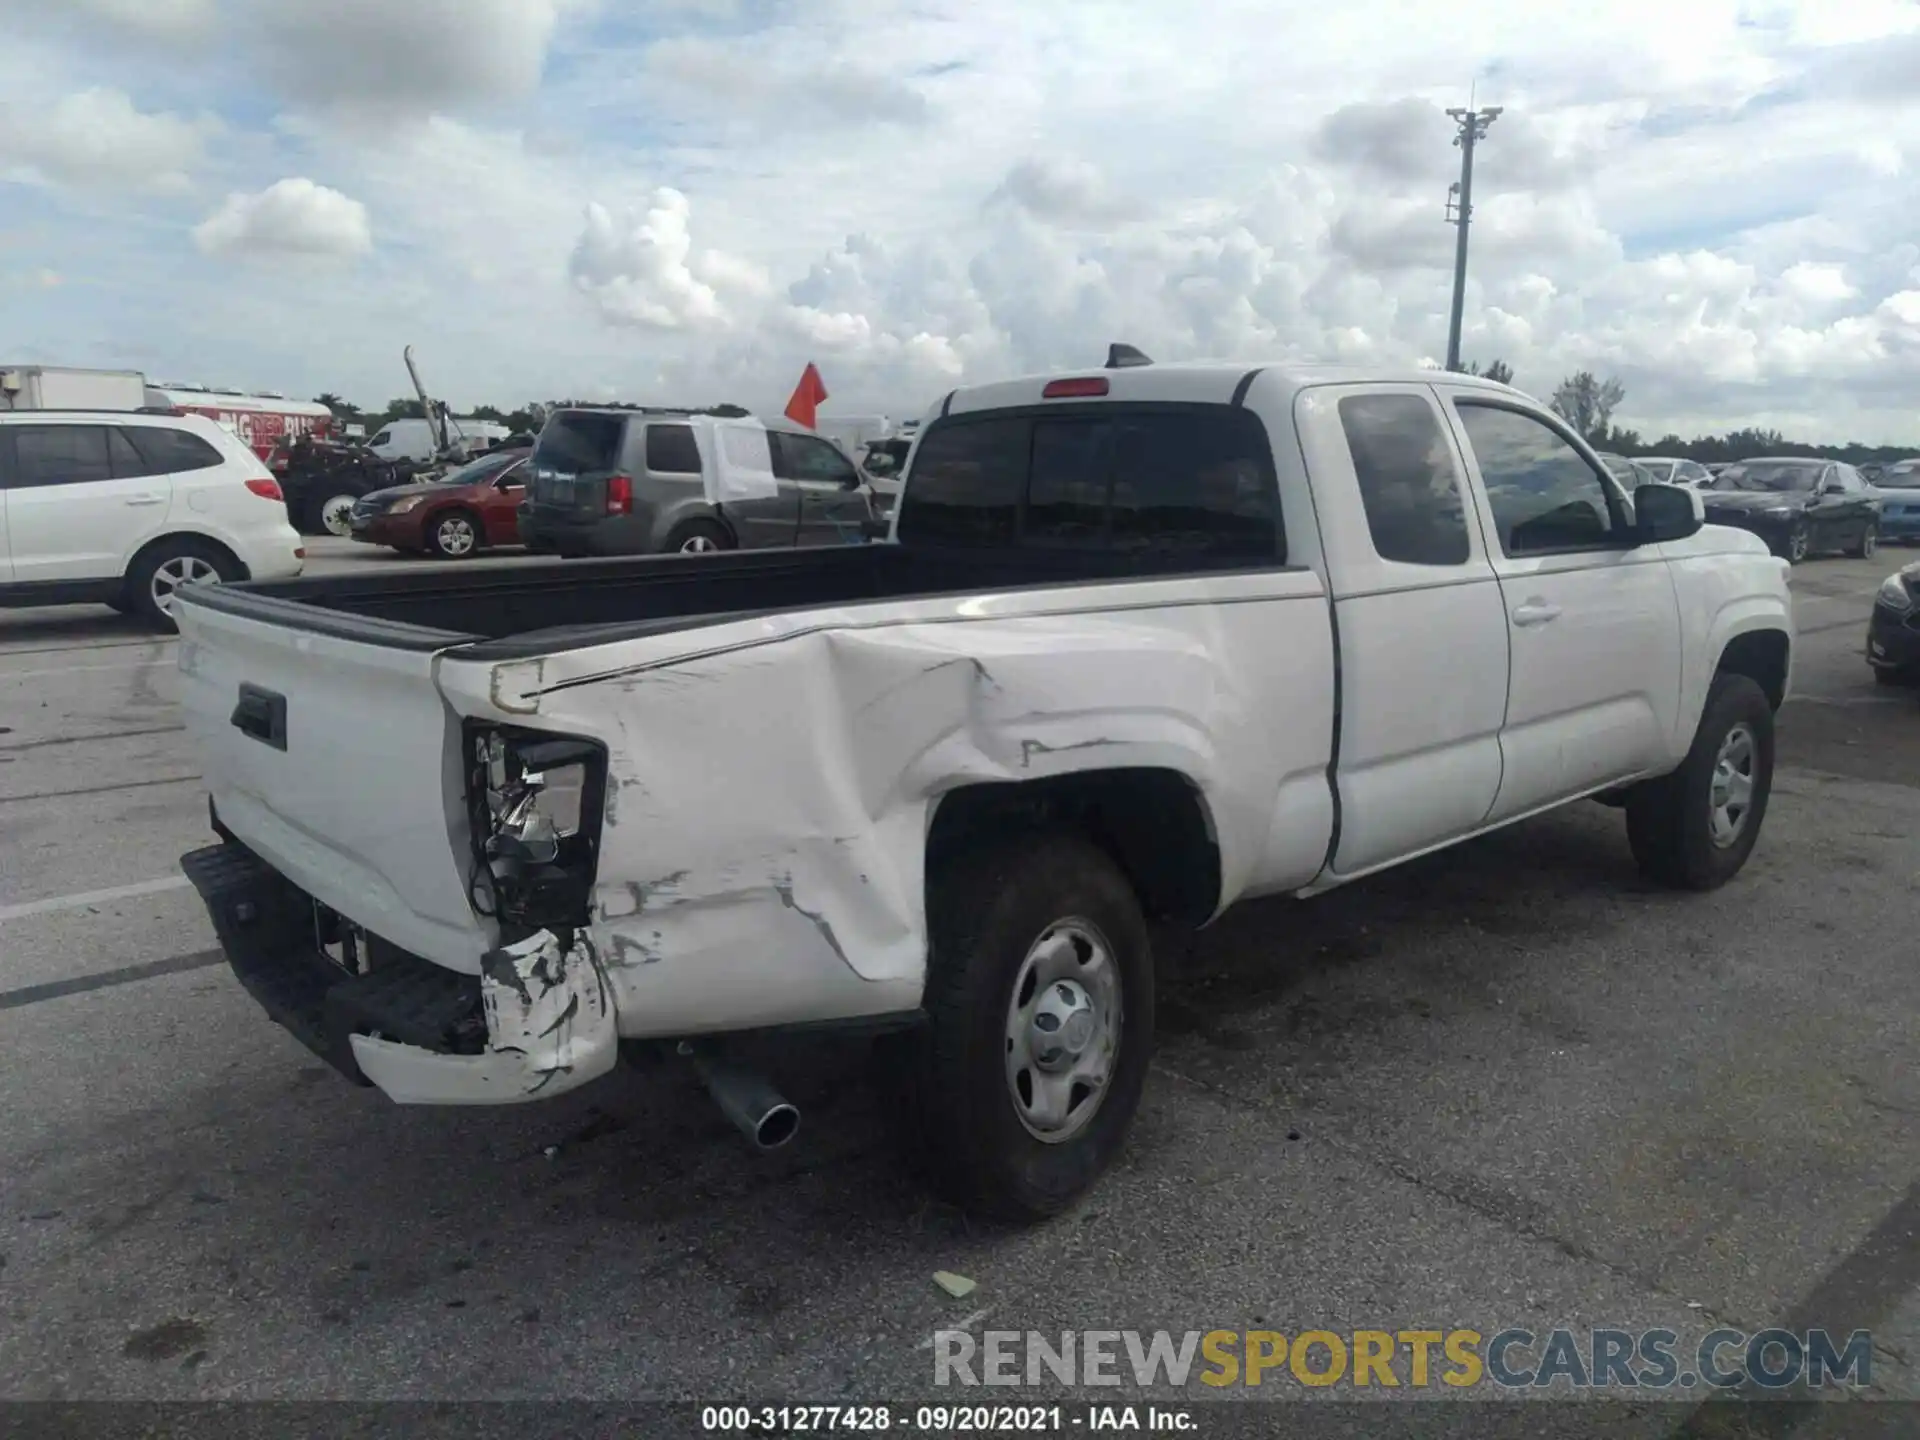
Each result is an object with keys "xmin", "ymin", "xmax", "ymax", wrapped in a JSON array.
[{"xmin": 174, "ymin": 356, "xmax": 1793, "ymax": 1220}]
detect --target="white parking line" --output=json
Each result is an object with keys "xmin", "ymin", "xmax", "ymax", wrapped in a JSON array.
[
  {"xmin": 0, "ymin": 876, "xmax": 191, "ymax": 924},
  {"xmin": 0, "ymin": 658, "xmax": 170, "ymax": 682}
]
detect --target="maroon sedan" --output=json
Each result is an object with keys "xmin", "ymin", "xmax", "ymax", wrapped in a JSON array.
[{"xmin": 348, "ymin": 450, "xmax": 529, "ymax": 558}]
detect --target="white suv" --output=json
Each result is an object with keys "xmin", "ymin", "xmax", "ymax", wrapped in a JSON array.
[{"xmin": 0, "ymin": 411, "xmax": 304, "ymax": 629}]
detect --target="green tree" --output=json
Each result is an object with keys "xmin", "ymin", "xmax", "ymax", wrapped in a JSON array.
[
  {"xmin": 1550, "ymin": 371, "xmax": 1626, "ymax": 444},
  {"xmin": 1463, "ymin": 358, "xmax": 1515, "ymax": 385}
]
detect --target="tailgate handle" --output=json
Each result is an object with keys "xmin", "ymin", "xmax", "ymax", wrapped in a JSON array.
[{"xmin": 231, "ymin": 684, "xmax": 288, "ymax": 752}]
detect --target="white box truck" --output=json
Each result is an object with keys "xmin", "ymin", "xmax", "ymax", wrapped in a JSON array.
[{"xmin": 0, "ymin": 365, "xmax": 151, "ymax": 412}]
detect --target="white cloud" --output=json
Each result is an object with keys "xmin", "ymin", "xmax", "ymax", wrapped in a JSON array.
[
  {"xmin": 193, "ymin": 179, "xmax": 374, "ymax": 260},
  {"xmin": 568, "ymin": 190, "xmax": 764, "ymax": 331},
  {"xmin": 258, "ymin": 0, "xmax": 576, "ymax": 120},
  {"xmin": 989, "ymin": 158, "xmax": 1145, "ymax": 225},
  {"xmin": 0, "ymin": 87, "xmax": 212, "ymax": 191}
]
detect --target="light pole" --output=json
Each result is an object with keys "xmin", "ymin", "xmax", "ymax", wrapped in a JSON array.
[{"xmin": 1444, "ymin": 105, "xmax": 1500, "ymax": 373}]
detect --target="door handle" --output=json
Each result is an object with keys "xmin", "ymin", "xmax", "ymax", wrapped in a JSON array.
[
  {"xmin": 125, "ymin": 494, "xmax": 166, "ymax": 507},
  {"xmin": 1512, "ymin": 599, "xmax": 1562, "ymax": 626}
]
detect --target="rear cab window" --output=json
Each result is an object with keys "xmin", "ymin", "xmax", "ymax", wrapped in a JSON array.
[
  {"xmin": 896, "ymin": 405, "xmax": 1283, "ymax": 567},
  {"xmin": 1336, "ymin": 394, "xmax": 1470, "ymax": 566}
]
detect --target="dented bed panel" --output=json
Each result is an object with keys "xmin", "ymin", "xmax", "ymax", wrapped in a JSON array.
[{"xmin": 436, "ymin": 569, "xmax": 1337, "ymax": 1035}]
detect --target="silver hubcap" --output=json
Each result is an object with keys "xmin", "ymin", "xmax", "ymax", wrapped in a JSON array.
[
  {"xmin": 321, "ymin": 496, "xmax": 356, "ymax": 537},
  {"xmin": 1004, "ymin": 919, "xmax": 1122, "ymax": 1143},
  {"xmin": 151, "ymin": 555, "xmax": 220, "ymax": 615},
  {"xmin": 1709, "ymin": 723, "xmax": 1757, "ymax": 848},
  {"xmin": 1789, "ymin": 528, "xmax": 1807, "ymax": 560},
  {"xmin": 1864, "ymin": 529, "xmax": 1877, "ymax": 556},
  {"xmin": 680, "ymin": 534, "xmax": 718, "ymax": 553},
  {"xmin": 437, "ymin": 517, "xmax": 477, "ymax": 555}
]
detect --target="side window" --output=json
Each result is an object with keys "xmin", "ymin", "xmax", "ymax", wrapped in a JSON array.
[
  {"xmin": 125, "ymin": 426, "xmax": 223, "ymax": 475},
  {"xmin": 644, "ymin": 423, "xmax": 701, "ymax": 474},
  {"xmin": 1025, "ymin": 419, "xmax": 1113, "ymax": 546},
  {"xmin": 108, "ymin": 428, "xmax": 159, "ymax": 478},
  {"xmin": 12, "ymin": 425, "xmax": 113, "ymax": 487},
  {"xmin": 1109, "ymin": 409, "xmax": 1282, "ymax": 562},
  {"xmin": 894, "ymin": 417, "xmax": 1029, "ymax": 547},
  {"xmin": 370, "ymin": 430, "xmax": 392, "ymax": 447},
  {"xmin": 1454, "ymin": 404, "xmax": 1620, "ymax": 555},
  {"xmin": 776, "ymin": 434, "xmax": 860, "ymax": 485},
  {"xmin": 1337, "ymin": 394, "xmax": 1470, "ymax": 566}
]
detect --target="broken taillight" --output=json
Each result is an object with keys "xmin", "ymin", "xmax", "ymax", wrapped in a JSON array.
[{"xmin": 465, "ymin": 724, "xmax": 608, "ymax": 937}]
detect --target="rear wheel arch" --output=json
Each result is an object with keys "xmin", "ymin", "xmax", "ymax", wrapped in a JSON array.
[
  {"xmin": 123, "ymin": 530, "xmax": 247, "ymax": 590},
  {"xmin": 926, "ymin": 767, "xmax": 1223, "ymax": 927}
]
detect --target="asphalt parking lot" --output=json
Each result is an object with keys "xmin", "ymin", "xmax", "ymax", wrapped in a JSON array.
[{"xmin": 2, "ymin": 539, "xmax": 1916, "ymax": 1434}]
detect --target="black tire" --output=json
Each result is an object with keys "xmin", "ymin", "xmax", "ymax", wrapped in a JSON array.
[
  {"xmin": 1624, "ymin": 672, "xmax": 1774, "ymax": 890},
  {"xmin": 663, "ymin": 519, "xmax": 733, "ymax": 555},
  {"xmin": 1848, "ymin": 523, "xmax": 1878, "ymax": 560},
  {"xmin": 1778, "ymin": 523, "xmax": 1810, "ymax": 563},
  {"xmin": 892, "ymin": 832, "xmax": 1155, "ymax": 1221},
  {"xmin": 127, "ymin": 537, "xmax": 240, "ymax": 632},
  {"xmin": 425, "ymin": 508, "xmax": 484, "ymax": 559}
]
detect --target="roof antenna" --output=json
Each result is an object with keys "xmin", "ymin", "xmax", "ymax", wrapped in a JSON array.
[{"xmin": 1106, "ymin": 342, "xmax": 1153, "ymax": 369}]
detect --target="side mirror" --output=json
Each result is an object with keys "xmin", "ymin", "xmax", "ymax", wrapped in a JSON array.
[{"xmin": 1634, "ymin": 483, "xmax": 1703, "ymax": 544}]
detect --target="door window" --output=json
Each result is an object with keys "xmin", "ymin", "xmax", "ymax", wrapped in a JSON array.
[
  {"xmin": 1338, "ymin": 394, "xmax": 1471, "ymax": 565},
  {"xmin": 774, "ymin": 433, "xmax": 861, "ymax": 485},
  {"xmin": 10, "ymin": 425, "xmax": 114, "ymax": 487},
  {"xmin": 1454, "ymin": 404, "xmax": 1623, "ymax": 555}
]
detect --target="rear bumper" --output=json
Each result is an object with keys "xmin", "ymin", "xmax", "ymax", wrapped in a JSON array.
[
  {"xmin": 181, "ymin": 840, "xmax": 617, "ymax": 1105},
  {"xmin": 518, "ymin": 508, "xmax": 656, "ymax": 555}
]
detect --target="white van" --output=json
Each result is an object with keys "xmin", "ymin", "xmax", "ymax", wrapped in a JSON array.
[{"xmin": 367, "ymin": 416, "xmax": 512, "ymax": 462}]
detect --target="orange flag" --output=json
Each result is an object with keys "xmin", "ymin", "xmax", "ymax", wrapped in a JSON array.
[{"xmin": 784, "ymin": 362, "xmax": 828, "ymax": 429}]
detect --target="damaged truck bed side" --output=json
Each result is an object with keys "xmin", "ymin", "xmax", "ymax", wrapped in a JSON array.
[{"xmin": 174, "ymin": 361, "xmax": 1794, "ymax": 1219}]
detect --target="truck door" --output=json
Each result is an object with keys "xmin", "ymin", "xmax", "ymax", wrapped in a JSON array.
[
  {"xmin": 1294, "ymin": 384, "xmax": 1509, "ymax": 877},
  {"xmin": 1439, "ymin": 391, "xmax": 1683, "ymax": 821}
]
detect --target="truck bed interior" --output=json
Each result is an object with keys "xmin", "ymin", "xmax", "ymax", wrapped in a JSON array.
[{"xmin": 188, "ymin": 542, "xmax": 1284, "ymax": 658}]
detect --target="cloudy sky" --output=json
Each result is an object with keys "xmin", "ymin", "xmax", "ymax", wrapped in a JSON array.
[{"xmin": 2, "ymin": 0, "xmax": 1919, "ymax": 442}]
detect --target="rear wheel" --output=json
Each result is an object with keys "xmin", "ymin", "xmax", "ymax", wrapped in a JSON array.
[
  {"xmin": 426, "ymin": 509, "xmax": 482, "ymax": 559},
  {"xmin": 890, "ymin": 832, "xmax": 1155, "ymax": 1221},
  {"xmin": 664, "ymin": 519, "xmax": 732, "ymax": 555},
  {"xmin": 304, "ymin": 492, "xmax": 359, "ymax": 538},
  {"xmin": 1625, "ymin": 672, "xmax": 1774, "ymax": 890},
  {"xmin": 127, "ymin": 537, "xmax": 239, "ymax": 632}
]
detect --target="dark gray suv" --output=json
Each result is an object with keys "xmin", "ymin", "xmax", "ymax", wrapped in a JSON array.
[{"xmin": 518, "ymin": 409, "xmax": 876, "ymax": 557}]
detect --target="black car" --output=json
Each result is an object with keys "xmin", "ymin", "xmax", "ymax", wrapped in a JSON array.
[
  {"xmin": 1701, "ymin": 458, "xmax": 1879, "ymax": 562},
  {"xmin": 1867, "ymin": 561, "xmax": 1920, "ymax": 684}
]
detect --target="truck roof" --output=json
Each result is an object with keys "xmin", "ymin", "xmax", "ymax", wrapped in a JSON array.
[{"xmin": 941, "ymin": 361, "xmax": 1524, "ymax": 418}]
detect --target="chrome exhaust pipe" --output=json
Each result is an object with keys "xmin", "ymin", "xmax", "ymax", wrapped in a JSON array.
[{"xmin": 690, "ymin": 1052, "xmax": 800, "ymax": 1151}]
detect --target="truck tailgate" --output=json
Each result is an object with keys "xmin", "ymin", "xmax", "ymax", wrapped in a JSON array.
[{"xmin": 175, "ymin": 592, "xmax": 492, "ymax": 972}]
